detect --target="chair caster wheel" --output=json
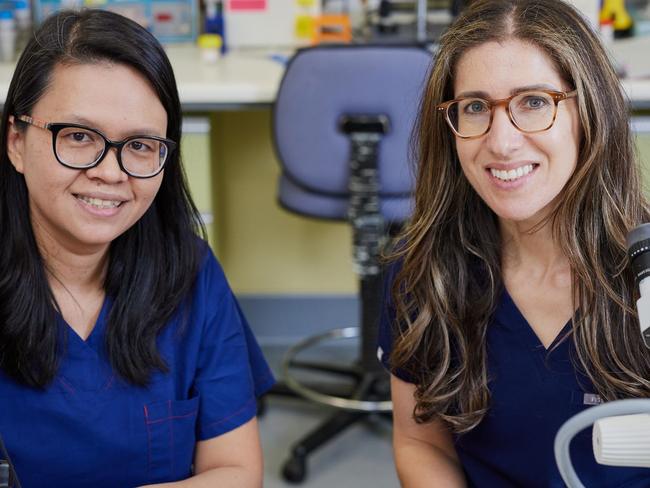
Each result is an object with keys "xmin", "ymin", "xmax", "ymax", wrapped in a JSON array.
[{"xmin": 282, "ymin": 455, "xmax": 307, "ymax": 483}]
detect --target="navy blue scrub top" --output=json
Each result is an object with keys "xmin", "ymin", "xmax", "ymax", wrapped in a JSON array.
[
  {"xmin": 0, "ymin": 243, "xmax": 275, "ymax": 488},
  {"xmin": 377, "ymin": 263, "xmax": 650, "ymax": 487}
]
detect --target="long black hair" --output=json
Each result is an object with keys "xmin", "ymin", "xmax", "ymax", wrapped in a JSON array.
[{"xmin": 0, "ymin": 9, "xmax": 206, "ymax": 387}]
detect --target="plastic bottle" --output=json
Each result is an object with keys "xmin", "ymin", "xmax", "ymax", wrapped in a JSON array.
[
  {"xmin": 600, "ymin": 0, "xmax": 635, "ymax": 38},
  {"xmin": 0, "ymin": 10, "xmax": 16, "ymax": 63},
  {"xmin": 204, "ymin": 0, "xmax": 226, "ymax": 54},
  {"xmin": 600, "ymin": 17, "xmax": 615, "ymax": 46},
  {"xmin": 197, "ymin": 33, "xmax": 222, "ymax": 63}
]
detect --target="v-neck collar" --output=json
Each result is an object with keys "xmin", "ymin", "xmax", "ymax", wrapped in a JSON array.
[
  {"xmin": 55, "ymin": 297, "xmax": 115, "ymax": 392},
  {"xmin": 494, "ymin": 287, "xmax": 572, "ymax": 352},
  {"xmin": 58, "ymin": 296, "xmax": 113, "ymax": 353}
]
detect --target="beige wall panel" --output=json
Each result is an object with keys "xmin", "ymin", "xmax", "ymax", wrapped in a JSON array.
[{"xmin": 210, "ymin": 109, "xmax": 356, "ymax": 295}]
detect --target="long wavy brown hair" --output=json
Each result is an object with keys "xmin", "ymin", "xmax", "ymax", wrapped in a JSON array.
[{"xmin": 389, "ymin": 0, "xmax": 650, "ymax": 433}]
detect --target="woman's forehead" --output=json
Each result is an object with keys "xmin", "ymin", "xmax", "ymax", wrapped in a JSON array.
[
  {"xmin": 452, "ymin": 40, "xmax": 564, "ymax": 97},
  {"xmin": 32, "ymin": 61, "xmax": 167, "ymax": 137}
]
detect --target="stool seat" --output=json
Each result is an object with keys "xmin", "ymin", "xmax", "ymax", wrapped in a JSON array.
[{"xmin": 279, "ymin": 174, "xmax": 414, "ymax": 222}]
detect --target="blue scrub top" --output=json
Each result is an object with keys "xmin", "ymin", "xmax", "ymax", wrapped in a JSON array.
[
  {"xmin": 377, "ymin": 263, "xmax": 650, "ymax": 487},
  {"xmin": 0, "ymin": 243, "xmax": 275, "ymax": 487}
]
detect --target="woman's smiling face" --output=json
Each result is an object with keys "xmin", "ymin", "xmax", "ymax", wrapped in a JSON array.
[
  {"xmin": 7, "ymin": 61, "xmax": 168, "ymax": 255},
  {"xmin": 453, "ymin": 39, "xmax": 582, "ymax": 226}
]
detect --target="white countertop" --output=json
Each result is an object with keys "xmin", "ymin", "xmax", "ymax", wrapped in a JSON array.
[
  {"xmin": 165, "ymin": 46, "xmax": 285, "ymax": 109},
  {"xmin": 0, "ymin": 45, "xmax": 286, "ymax": 110},
  {"xmin": 0, "ymin": 44, "xmax": 649, "ymax": 109}
]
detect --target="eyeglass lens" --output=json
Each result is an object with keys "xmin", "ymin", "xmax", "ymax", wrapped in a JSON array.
[
  {"xmin": 447, "ymin": 91, "xmax": 556, "ymax": 138},
  {"xmin": 55, "ymin": 127, "xmax": 168, "ymax": 177}
]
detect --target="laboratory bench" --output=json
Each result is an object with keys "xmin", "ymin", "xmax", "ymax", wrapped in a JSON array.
[{"xmin": 2, "ymin": 46, "xmax": 650, "ymax": 298}]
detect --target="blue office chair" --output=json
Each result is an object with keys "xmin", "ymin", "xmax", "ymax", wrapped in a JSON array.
[{"xmin": 273, "ymin": 44, "xmax": 432, "ymax": 483}]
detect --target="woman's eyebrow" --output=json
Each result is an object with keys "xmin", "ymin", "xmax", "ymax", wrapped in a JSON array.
[
  {"xmin": 455, "ymin": 90, "xmax": 490, "ymax": 99},
  {"xmin": 455, "ymin": 84, "xmax": 560, "ymax": 99},
  {"xmin": 510, "ymin": 83, "xmax": 559, "ymax": 94},
  {"xmin": 65, "ymin": 113, "xmax": 164, "ymax": 137}
]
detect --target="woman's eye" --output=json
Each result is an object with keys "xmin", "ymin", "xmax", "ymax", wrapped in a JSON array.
[
  {"xmin": 464, "ymin": 100, "xmax": 488, "ymax": 114},
  {"xmin": 128, "ymin": 140, "xmax": 154, "ymax": 152},
  {"xmin": 70, "ymin": 132, "xmax": 92, "ymax": 142},
  {"xmin": 521, "ymin": 96, "xmax": 548, "ymax": 109}
]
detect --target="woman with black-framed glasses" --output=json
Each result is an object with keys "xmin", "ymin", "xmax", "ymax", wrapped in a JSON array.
[
  {"xmin": 377, "ymin": 0, "xmax": 650, "ymax": 487},
  {"xmin": 0, "ymin": 9, "xmax": 273, "ymax": 488},
  {"xmin": 13, "ymin": 114, "xmax": 177, "ymax": 178}
]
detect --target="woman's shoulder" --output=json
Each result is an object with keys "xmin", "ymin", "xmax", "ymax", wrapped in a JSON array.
[
  {"xmin": 192, "ymin": 238, "xmax": 230, "ymax": 297},
  {"xmin": 170, "ymin": 238, "xmax": 240, "ymax": 338}
]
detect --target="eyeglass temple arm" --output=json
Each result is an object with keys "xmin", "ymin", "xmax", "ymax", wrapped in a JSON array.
[
  {"xmin": 562, "ymin": 90, "xmax": 578, "ymax": 100},
  {"xmin": 13, "ymin": 115, "xmax": 50, "ymax": 130}
]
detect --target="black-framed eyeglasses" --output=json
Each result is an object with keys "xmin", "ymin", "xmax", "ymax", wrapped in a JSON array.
[
  {"xmin": 13, "ymin": 115, "xmax": 176, "ymax": 178},
  {"xmin": 436, "ymin": 89, "xmax": 578, "ymax": 139}
]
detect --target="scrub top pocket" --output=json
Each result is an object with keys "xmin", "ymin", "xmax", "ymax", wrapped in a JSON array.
[{"xmin": 143, "ymin": 395, "xmax": 200, "ymax": 483}]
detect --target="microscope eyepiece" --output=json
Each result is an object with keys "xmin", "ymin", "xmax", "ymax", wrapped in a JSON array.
[{"xmin": 627, "ymin": 223, "xmax": 650, "ymax": 287}]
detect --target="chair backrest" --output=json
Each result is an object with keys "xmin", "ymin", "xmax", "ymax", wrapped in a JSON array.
[{"xmin": 273, "ymin": 44, "xmax": 433, "ymax": 223}]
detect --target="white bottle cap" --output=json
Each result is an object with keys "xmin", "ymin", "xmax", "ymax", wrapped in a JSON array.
[{"xmin": 593, "ymin": 414, "xmax": 650, "ymax": 467}]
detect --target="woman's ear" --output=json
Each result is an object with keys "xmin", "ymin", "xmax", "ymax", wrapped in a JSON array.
[{"xmin": 6, "ymin": 115, "xmax": 26, "ymax": 174}]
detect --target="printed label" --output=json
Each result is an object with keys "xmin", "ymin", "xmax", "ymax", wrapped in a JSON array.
[{"xmin": 583, "ymin": 393, "xmax": 603, "ymax": 405}]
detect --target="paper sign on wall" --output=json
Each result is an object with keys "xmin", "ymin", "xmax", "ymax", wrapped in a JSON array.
[{"xmin": 229, "ymin": 0, "xmax": 266, "ymax": 11}]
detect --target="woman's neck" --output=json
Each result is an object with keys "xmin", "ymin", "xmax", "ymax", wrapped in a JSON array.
[
  {"xmin": 32, "ymin": 223, "xmax": 109, "ymax": 340},
  {"xmin": 499, "ymin": 218, "xmax": 569, "ymax": 279},
  {"xmin": 32, "ymin": 222, "xmax": 109, "ymax": 294}
]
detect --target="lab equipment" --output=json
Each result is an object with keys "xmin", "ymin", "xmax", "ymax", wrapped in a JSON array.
[
  {"xmin": 311, "ymin": 14, "xmax": 352, "ymax": 43},
  {"xmin": 600, "ymin": 17, "xmax": 615, "ymax": 45},
  {"xmin": 554, "ymin": 223, "xmax": 650, "ymax": 487},
  {"xmin": 600, "ymin": 0, "xmax": 635, "ymax": 37},
  {"xmin": 0, "ymin": 434, "xmax": 19, "ymax": 488},
  {"xmin": 555, "ymin": 399, "xmax": 650, "ymax": 487},
  {"xmin": 630, "ymin": 0, "xmax": 650, "ymax": 36},
  {"xmin": 628, "ymin": 222, "xmax": 650, "ymax": 347},
  {"xmin": 32, "ymin": 0, "xmax": 198, "ymax": 43},
  {"xmin": 197, "ymin": 33, "xmax": 222, "ymax": 62},
  {"xmin": 366, "ymin": 0, "xmax": 451, "ymax": 43},
  {"xmin": 204, "ymin": 0, "xmax": 225, "ymax": 53},
  {"xmin": 594, "ymin": 412, "xmax": 650, "ymax": 466}
]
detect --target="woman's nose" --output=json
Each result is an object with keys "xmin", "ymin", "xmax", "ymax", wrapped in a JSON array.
[
  {"xmin": 484, "ymin": 106, "xmax": 524, "ymax": 158},
  {"xmin": 84, "ymin": 147, "xmax": 129, "ymax": 183}
]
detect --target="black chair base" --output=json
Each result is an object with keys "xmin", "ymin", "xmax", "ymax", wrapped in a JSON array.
[
  {"xmin": 273, "ymin": 369, "xmax": 392, "ymax": 484},
  {"xmin": 264, "ymin": 274, "xmax": 391, "ymax": 483}
]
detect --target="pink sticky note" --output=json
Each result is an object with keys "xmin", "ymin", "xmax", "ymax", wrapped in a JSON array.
[{"xmin": 229, "ymin": 0, "xmax": 267, "ymax": 11}]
